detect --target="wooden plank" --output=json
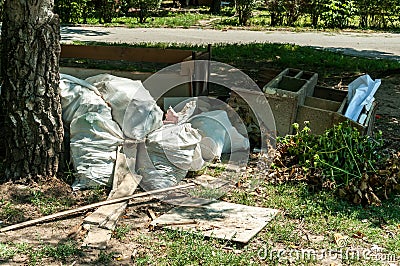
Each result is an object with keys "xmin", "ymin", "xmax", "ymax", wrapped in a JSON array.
[
  {"xmin": 100, "ymin": 203, "xmax": 129, "ymax": 230},
  {"xmin": 0, "ymin": 183, "xmax": 195, "ymax": 233},
  {"xmin": 60, "ymin": 44, "xmax": 193, "ymax": 64},
  {"xmin": 150, "ymin": 201, "xmax": 279, "ymax": 243},
  {"xmin": 82, "ymin": 226, "xmax": 111, "ymax": 249},
  {"xmin": 84, "ymin": 146, "xmax": 140, "ymax": 227}
]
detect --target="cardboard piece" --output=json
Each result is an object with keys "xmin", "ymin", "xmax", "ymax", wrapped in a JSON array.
[{"xmin": 150, "ymin": 200, "xmax": 279, "ymax": 243}]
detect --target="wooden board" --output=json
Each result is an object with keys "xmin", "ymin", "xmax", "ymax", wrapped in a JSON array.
[
  {"xmin": 84, "ymin": 147, "xmax": 141, "ymax": 227},
  {"xmin": 82, "ymin": 226, "xmax": 111, "ymax": 250},
  {"xmin": 83, "ymin": 146, "xmax": 140, "ymax": 248},
  {"xmin": 61, "ymin": 44, "xmax": 194, "ymax": 64},
  {"xmin": 150, "ymin": 200, "xmax": 279, "ymax": 243}
]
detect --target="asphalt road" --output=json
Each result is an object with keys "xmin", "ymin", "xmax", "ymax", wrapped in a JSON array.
[{"xmin": 61, "ymin": 26, "xmax": 400, "ymax": 61}]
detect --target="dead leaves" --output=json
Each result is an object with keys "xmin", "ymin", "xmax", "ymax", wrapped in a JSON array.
[{"xmin": 333, "ymin": 233, "xmax": 348, "ymax": 247}]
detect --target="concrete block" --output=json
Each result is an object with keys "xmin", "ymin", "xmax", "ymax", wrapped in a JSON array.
[
  {"xmin": 296, "ymin": 86, "xmax": 377, "ymax": 136},
  {"xmin": 263, "ymin": 68, "xmax": 318, "ymax": 136}
]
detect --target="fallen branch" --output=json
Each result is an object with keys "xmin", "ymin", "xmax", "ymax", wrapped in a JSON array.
[{"xmin": 0, "ymin": 183, "xmax": 195, "ymax": 233}]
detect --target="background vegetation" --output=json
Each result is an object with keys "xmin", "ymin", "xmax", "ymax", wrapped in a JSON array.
[{"xmin": 25, "ymin": 0, "xmax": 399, "ymax": 29}]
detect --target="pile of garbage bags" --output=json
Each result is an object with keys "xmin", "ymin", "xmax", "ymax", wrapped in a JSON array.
[{"xmin": 60, "ymin": 74, "xmax": 250, "ymax": 191}]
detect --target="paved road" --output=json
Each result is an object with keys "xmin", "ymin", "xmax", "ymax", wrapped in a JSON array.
[{"xmin": 61, "ymin": 26, "xmax": 400, "ymax": 61}]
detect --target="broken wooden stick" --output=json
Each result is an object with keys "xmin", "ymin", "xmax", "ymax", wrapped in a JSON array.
[{"xmin": 0, "ymin": 183, "xmax": 195, "ymax": 233}]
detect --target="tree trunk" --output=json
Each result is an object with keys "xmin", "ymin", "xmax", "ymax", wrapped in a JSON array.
[
  {"xmin": 0, "ymin": 0, "xmax": 63, "ymax": 181},
  {"xmin": 210, "ymin": 0, "xmax": 221, "ymax": 14}
]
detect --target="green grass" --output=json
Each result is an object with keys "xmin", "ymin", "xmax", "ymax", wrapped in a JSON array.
[
  {"xmin": 0, "ymin": 240, "xmax": 83, "ymax": 265},
  {"xmin": 66, "ymin": 41, "xmax": 400, "ymax": 80},
  {"xmin": 74, "ymin": 6, "xmax": 400, "ymax": 32},
  {"xmin": 129, "ymin": 180, "xmax": 399, "ymax": 265},
  {"xmin": 88, "ymin": 12, "xmax": 218, "ymax": 28},
  {"xmin": 134, "ymin": 230, "xmax": 257, "ymax": 266},
  {"xmin": 28, "ymin": 189, "xmax": 73, "ymax": 215},
  {"xmin": 113, "ymin": 224, "xmax": 132, "ymax": 240}
]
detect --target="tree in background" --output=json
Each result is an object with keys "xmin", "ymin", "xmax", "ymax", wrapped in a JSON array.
[
  {"xmin": 55, "ymin": 0, "xmax": 92, "ymax": 24},
  {"xmin": 210, "ymin": 0, "xmax": 222, "ymax": 14},
  {"xmin": 235, "ymin": 0, "xmax": 260, "ymax": 25},
  {"xmin": 283, "ymin": 0, "xmax": 306, "ymax": 26},
  {"xmin": 265, "ymin": 0, "xmax": 285, "ymax": 26},
  {"xmin": 321, "ymin": 0, "xmax": 356, "ymax": 28},
  {"xmin": 130, "ymin": 0, "xmax": 162, "ymax": 23},
  {"xmin": 1, "ymin": 0, "xmax": 64, "ymax": 182},
  {"xmin": 303, "ymin": 0, "xmax": 328, "ymax": 27}
]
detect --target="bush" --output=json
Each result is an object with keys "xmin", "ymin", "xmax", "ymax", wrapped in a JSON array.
[
  {"xmin": 321, "ymin": 0, "xmax": 356, "ymax": 28},
  {"xmin": 55, "ymin": 0, "xmax": 91, "ymax": 24},
  {"xmin": 272, "ymin": 121, "xmax": 400, "ymax": 205},
  {"xmin": 265, "ymin": 0, "xmax": 285, "ymax": 26}
]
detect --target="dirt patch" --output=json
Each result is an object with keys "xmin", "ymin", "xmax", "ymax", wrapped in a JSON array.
[{"xmin": 373, "ymin": 74, "xmax": 400, "ymax": 150}]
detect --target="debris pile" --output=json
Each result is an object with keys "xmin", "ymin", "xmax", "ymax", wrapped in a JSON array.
[{"xmin": 60, "ymin": 73, "xmax": 250, "ymax": 191}]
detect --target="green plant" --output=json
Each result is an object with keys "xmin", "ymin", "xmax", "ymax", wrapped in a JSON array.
[
  {"xmin": 321, "ymin": 0, "xmax": 356, "ymax": 28},
  {"xmin": 281, "ymin": 121, "xmax": 383, "ymax": 185},
  {"xmin": 42, "ymin": 241, "xmax": 83, "ymax": 261},
  {"xmin": 0, "ymin": 243, "xmax": 16, "ymax": 261},
  {"xmin": 275, "ymin": 121, "xmax": 400, "ymax": 205},
  {"xmin": 0, "ymin": 201, "xmax": 25, "ymax": 223},
  {"xmin": 29, "ymin": 190, "xmax": 68, "ymax": 215},
  {"xmin": 113, "ymin": 224, "xmax": 132, "ymax": 240},
  {"xmin": 96, "ymin": 251, "xmax": 117, "ymax": 265},
  {"xmin": 55, "ymin": 0, "xmax": 92, "ymax": 23}
]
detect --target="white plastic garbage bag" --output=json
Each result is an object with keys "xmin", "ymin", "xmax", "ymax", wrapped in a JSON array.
[
  {"xmin": 60, "ymin": 74, "xmax": 107, "ymax": 125},
  {"xmin": 344, "ymin": 74, "xmax": 381, "ymax": 122},
  {"xmin": 136, "ymin": 123, "xmax": 202, "ymax": 191},
  {"xmin": 70, "ymin": 112, "xmax": 124, "ymax": 189},
  {"xmin": 123, "ymin": 99, "xmax": 164, "ymax": 141},
  {"xmin": 85, "ymin": 74, "xmax": 156, "ymax": 128},
  {"xmin": 60, "ymin": 74, "xmax": 124, "ymax": 190},
  {"xmin": 188, "ymin": 110, "xmax": 250, "ymax": 161},
  {"xmin": 87, "ymin": 74, "xmax": 164, "ymax": 140}
]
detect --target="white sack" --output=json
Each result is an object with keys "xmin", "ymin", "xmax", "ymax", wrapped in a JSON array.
[
  {"xmin": 60, "ymin": 74, "xmax": 124, "ymax": 190},
  {"xmin": 85, "ymin": 74, "xmax": 156, "ymax": 128},
  {"xmin": 136, "ymin": 123, "xmax": 202, "ymax": 190},
  {"xmin": 70, "ymin": 112, "xmax": 123, "ymax": 189},
  {"xmin": 123, "ymin": 99, "xmax": 164, "ymax": 141},
  {"xmin": 86, "ymin": 74, "xmax": 163, "ymax": 140},
  {"xmin": 188, "ymin": 110, "xmax": 250, "ymax": 160},
  {"xmin": 60, "ymin": 74, "xmax": 108, "ymax": 125}
]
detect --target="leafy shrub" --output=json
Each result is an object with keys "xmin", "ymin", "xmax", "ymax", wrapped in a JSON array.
[
  {"xmin": 272, "ymin": 121, "xmax": 400, "ymax": 205},
  {"xmin": 302, "ymin": 0, "xmax": 329, "ymax": 27},
  {"xmin": 265, "ymin": 0, "xmax": 285, "ymax": 26},
  {"xmin": 55, "ymin": 0, "xmax": 91, "ymax": 24},
  {"xmin": 321, "ymin": 0, "xmax": 356, "ymax": 28}
]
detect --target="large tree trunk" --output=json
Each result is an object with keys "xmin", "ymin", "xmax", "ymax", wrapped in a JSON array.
[
  {"xmin": 210, "ymin": 0, "xmax": 222, "ymax": 14},
  {"xmin": 0, "ymin": 0, "xmax": 63, "ymax": 181}
]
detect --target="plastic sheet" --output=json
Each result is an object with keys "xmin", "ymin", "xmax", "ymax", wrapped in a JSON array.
[
  {"xmin": 189, "ymin": 110, "xmax": 250, "ymax": 161},
  {"xmin": 344, "ymin": 74, "xmax": 381, "ymax": 122},
  {"xmin": 137, "ymin": 123, "xmax": 202, "ymax": 191}
]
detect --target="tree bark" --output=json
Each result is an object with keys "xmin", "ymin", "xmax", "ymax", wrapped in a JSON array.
[{"xmin": 1, "ymin": 0, "xmax": 63, "ymax": 181}]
